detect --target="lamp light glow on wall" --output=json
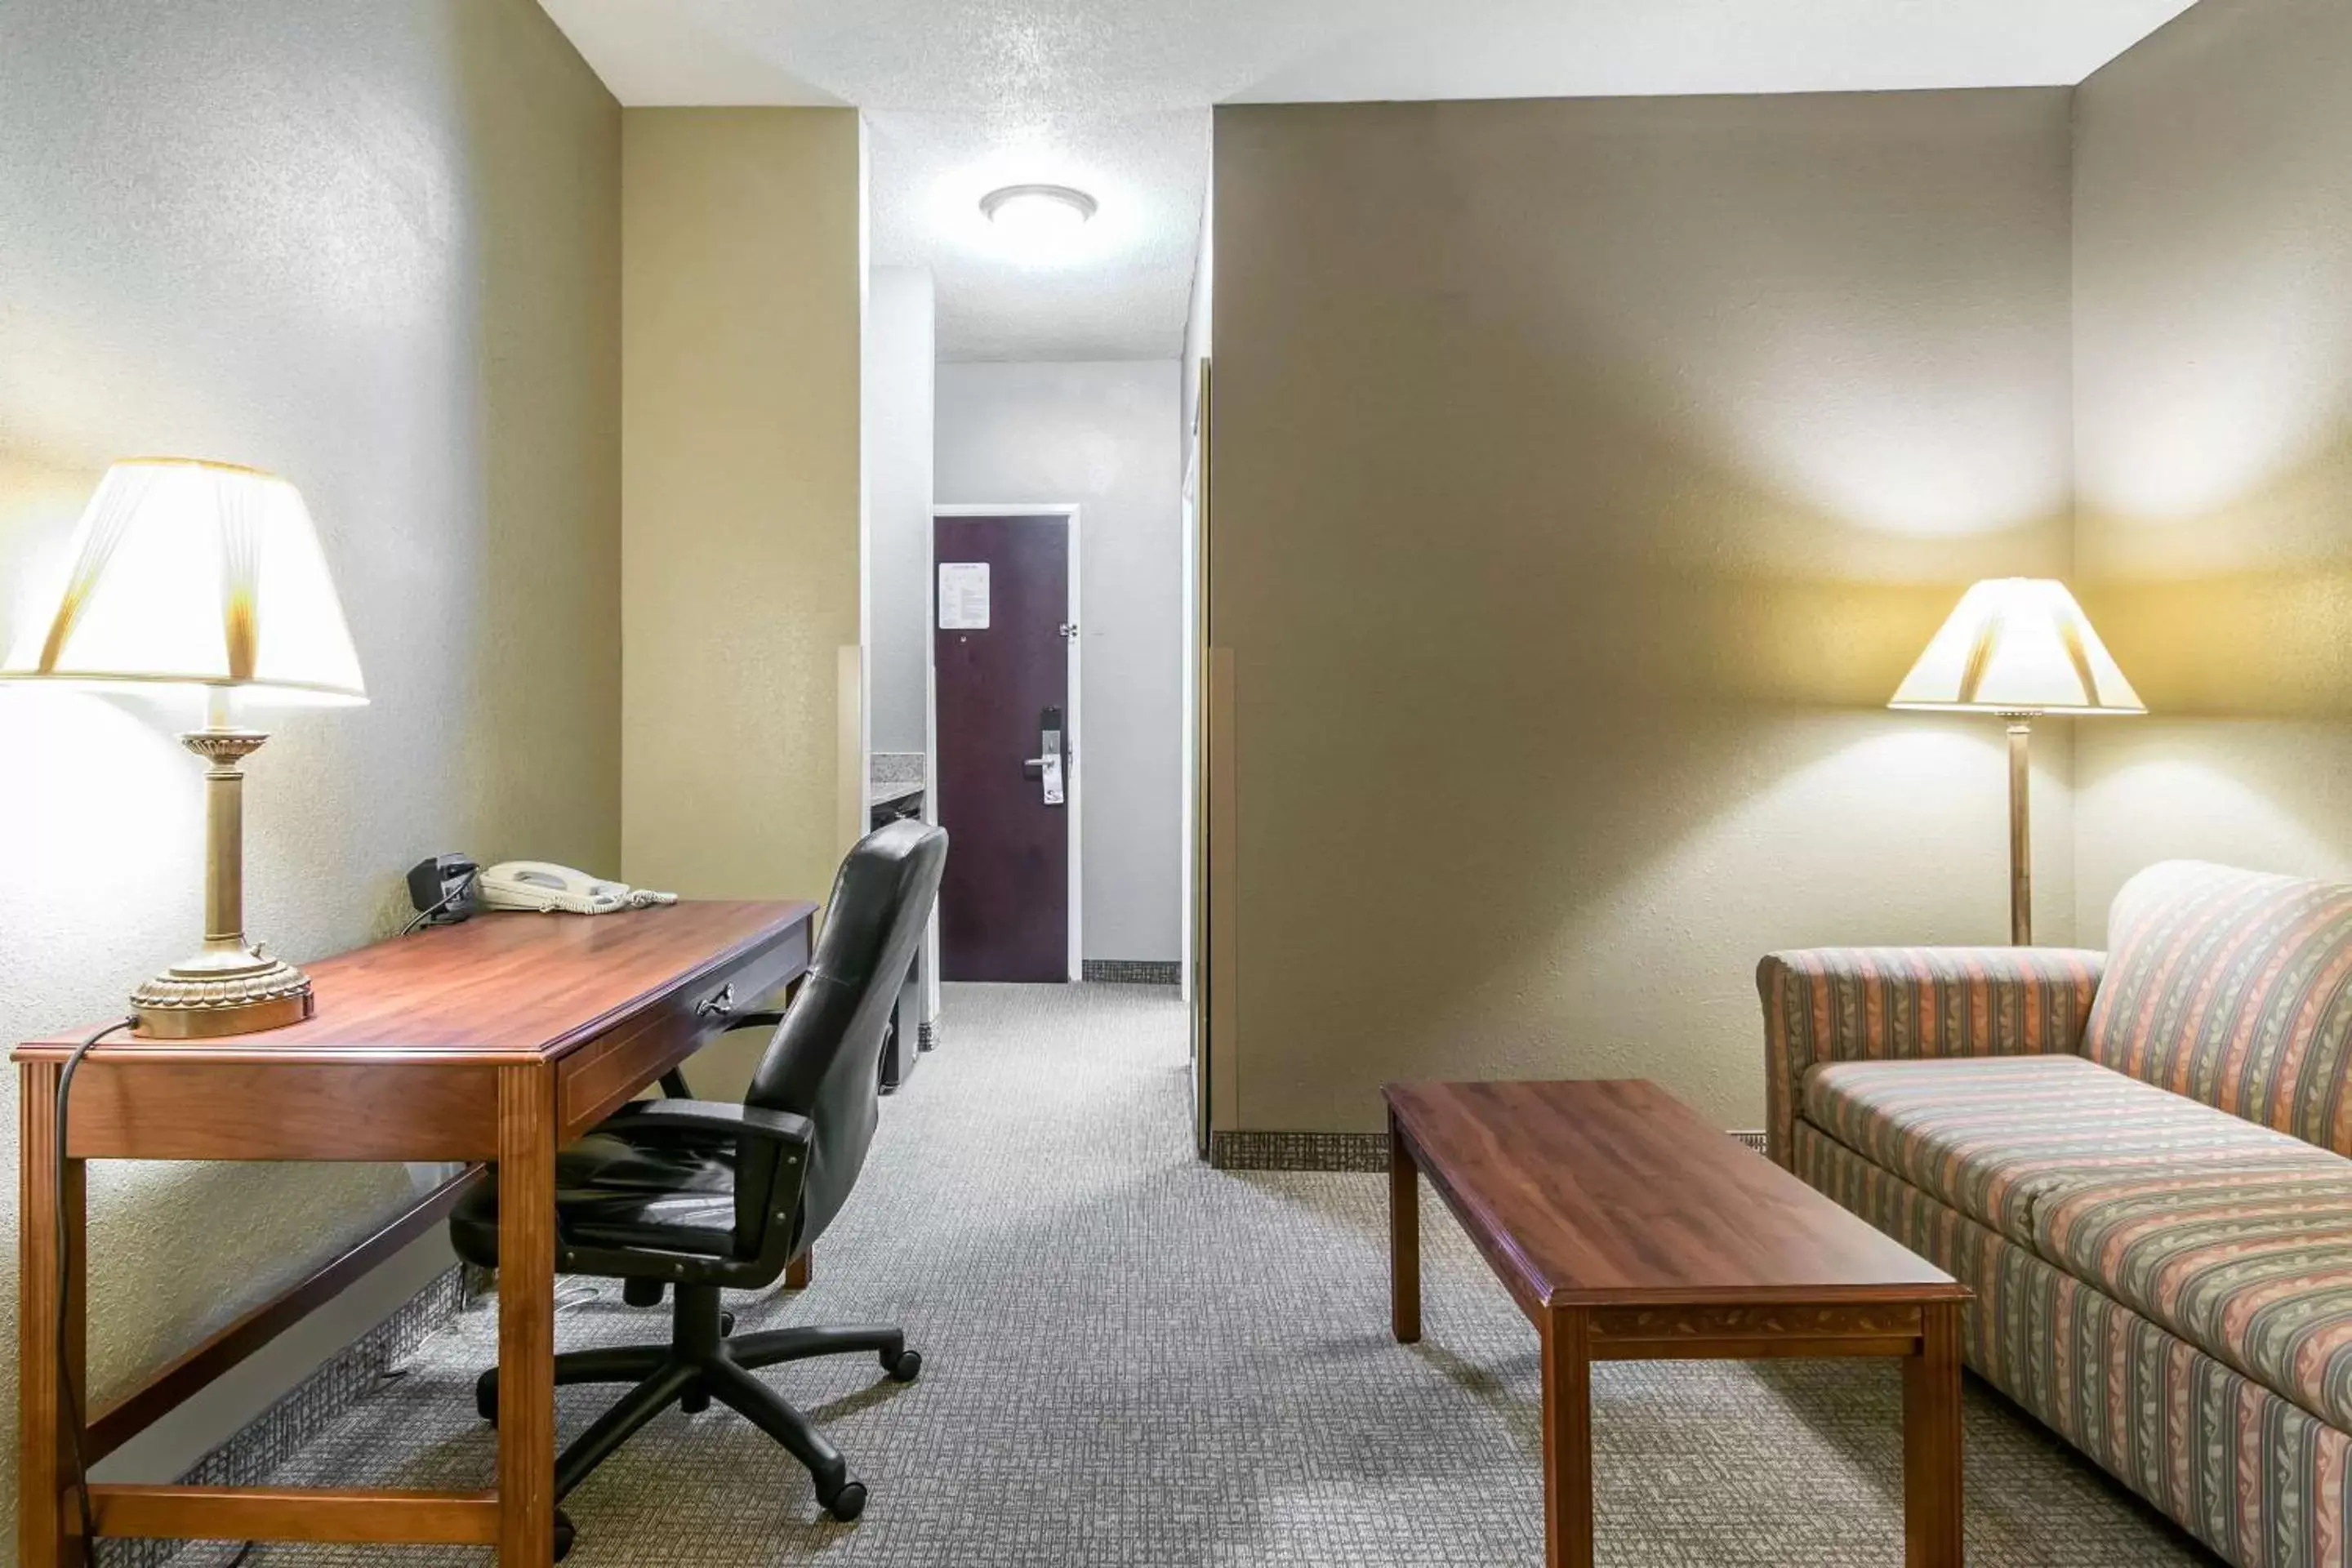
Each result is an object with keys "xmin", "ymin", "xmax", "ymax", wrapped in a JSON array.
[
  {"xmin": 1890, "ymin": 577, "xmax": 2141, "ymax": 947},
  {"xmin": 980, "ymin": 183, "xmax": 1097, "ymax": 252},
  {"xmin": 1, "ymin": 457, "xmax": 367, "ymax": 1037}
]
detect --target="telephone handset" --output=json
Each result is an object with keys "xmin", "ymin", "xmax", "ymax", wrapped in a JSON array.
[{"xmin": 478, "ymin": 861, "xmax": 679, "ymax": 916}]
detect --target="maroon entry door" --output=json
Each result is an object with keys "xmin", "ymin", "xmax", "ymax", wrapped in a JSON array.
[{"xmin": 934, "ymin": 514, "xmax": 1072, "ymax": 982}]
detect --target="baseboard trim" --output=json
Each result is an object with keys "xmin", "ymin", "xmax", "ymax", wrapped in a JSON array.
[
  {"xmin": 1209, "ymin": 1131, "xmax": 1390, "ymax": 1172},
  {"xmin": 1212, "ymin": 1128, "xmax": 1771, "ymax": 1172},
  {"xmin": 111, "ymin": 1267, "xmax": 469, "ymax": 1568},
  {"xmin": 1081, "ymin": 960, "xmax": 1181, "ymax": 986}
]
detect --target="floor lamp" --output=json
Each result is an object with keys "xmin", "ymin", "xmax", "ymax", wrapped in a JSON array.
[{"xmin": 1890, "ymin": 578, "xmax": 2143, "ymax": 947}]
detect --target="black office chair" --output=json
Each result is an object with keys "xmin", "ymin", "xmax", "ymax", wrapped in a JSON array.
[{"xmin": 452, "ymin": 819, "xmax": 947, "ymax": 1548}]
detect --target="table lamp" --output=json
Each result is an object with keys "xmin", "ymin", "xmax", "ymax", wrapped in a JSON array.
[
  {"xmin": 2, "ymin": 458, "xmax": 367, "ymax": 1036},
  {"xmin": 1890, "ymin": 577, "xmax": 2141, "ymax": 947}
]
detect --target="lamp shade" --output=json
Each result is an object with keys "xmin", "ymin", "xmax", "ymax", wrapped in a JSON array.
[
  {"xmin": 2, "ymin": 458, "xmax": 365, "ymax": 704},
  {"xmin": 1890, "ymin": 577, "xmax": 2141, "ymax": 716}
]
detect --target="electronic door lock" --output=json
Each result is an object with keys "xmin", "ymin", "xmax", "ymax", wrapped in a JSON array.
[{"xmin": 1020, "ymin": 704, "xmax": 1069, "ymax": 806}]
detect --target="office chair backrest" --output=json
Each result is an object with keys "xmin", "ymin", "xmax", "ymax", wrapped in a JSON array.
[{"xmin": 748, "ymin": 818, "xmax": 947, "ymax": 1250}]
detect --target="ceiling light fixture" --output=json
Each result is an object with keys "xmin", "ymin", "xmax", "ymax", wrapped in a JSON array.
[{"xmin": 980, "ymin": 184, "xmax": 1098, "ymax": 244}]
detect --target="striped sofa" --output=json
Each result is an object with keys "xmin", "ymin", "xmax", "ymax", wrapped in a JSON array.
[{"xmin": 1761, "ymin": 861, "xmax": 2352, "ymax": 1568}]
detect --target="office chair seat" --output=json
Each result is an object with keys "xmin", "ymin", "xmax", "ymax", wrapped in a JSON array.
[
  {"xmin": 453, "ymin": 820, "xmax": 947, "ymax": 1553},
  {"xmin": 451, "ymin": 1129, "xmax": 739, "ymax": 1263}
]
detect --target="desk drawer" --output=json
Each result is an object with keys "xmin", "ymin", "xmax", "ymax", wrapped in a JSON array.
[{"xmin": 556, "ymin": 921, "xmax": 811, "ymax": 1138}]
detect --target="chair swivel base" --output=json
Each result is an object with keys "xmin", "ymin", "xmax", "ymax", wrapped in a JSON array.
[{"xmin": 475, "ymin": 1281, "xmax": 920, "ymax": 1550}]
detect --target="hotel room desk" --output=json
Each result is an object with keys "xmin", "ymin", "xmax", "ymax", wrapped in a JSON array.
[{"xmin": 16, "ymin": 899, "xmax": 817, "ymax": 1567}]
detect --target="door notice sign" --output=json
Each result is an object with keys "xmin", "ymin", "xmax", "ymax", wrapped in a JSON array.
[{"xmin": 938, "ymin": 562, "xmax": 991, "ymax": 630}]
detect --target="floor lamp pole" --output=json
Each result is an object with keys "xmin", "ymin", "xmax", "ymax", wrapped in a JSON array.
[{"xmin": 2006, "ymin": 715, "xmax": 2034, "ymax": 946}]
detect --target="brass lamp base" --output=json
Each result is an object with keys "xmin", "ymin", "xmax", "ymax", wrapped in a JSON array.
[
  {"xmin": 130, "ymin": 715, "xmax": 317, "ymax": 1039},
  {"xmin": 132, "ymin": 943, "xmax": 314, "ymax": 1039}
]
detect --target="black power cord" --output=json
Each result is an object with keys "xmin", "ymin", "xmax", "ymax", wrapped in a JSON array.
[
  {"xmin": 56, "ymin": 1016, "xmax": 135, "ymax": 1552},
  {"xmin": 401, "ymin": 868, "xmax": 479, "ymax": 936}
]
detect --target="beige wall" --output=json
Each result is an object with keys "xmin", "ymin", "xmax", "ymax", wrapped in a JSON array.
[
  {"xmin": 1211, "ymin": 93, "xmax": 2078, "ymax": 1134},
  {"xmin": 620, "ymin": 109, "xmax": 865, "ymax": 1091},
  {"xmin": 2070, "ymin": 0, "xmax": 2352, "ymax": 939},
  {"xmin": 0, "ymin": 0, "xmax": 619, "ymax": 1540}
]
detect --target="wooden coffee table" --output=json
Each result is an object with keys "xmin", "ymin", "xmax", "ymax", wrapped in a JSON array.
[{"xmin": 1386, "ymin": 1079, "xmax": 1969, "ymax": 1567}]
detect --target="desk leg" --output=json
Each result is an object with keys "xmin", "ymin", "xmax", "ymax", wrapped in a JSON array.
[
  {"xmin": 1541, "ymin": 1306, "xmax": 1593, "ymax": 1568},
  {"xmin": 1390, "ymin": 1111, "xmax": 1420, "ymax": 1344},
  {"xmin": 497, "ymin": 1064, "xmax": 558, "ymax": 1567},
  {"xmin": 1903, "ymin": 1301, "xmax": 1964, "ymax": 1566},
  {"xmin": 19, "ymin": 1062, "xmax": 86, "ymax": 1568}
]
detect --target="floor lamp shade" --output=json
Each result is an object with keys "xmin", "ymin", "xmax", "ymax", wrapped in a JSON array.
[
  {"xmin": 1889, "ymin": 577, "xmax": 2141, "ymax": 717},
  {"xmin": 1, "ymin": 457, "xmax": 367, "ymax": 1036},
  {"xmin": 1889, "ymin": 578, "xmax": 2142, "ymax": 947}
]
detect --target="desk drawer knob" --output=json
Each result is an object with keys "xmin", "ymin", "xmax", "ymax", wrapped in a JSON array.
[{"xmin": 697, "ymin": 984, "xmax": 736, "ymax": 1022}]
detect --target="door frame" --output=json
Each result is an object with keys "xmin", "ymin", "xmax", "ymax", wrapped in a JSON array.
[
  {"xmin": 1186, "ymin": 356, "xmax": 1214, "ymax": 1156},
  {"xmin": 927, "ymin": 504, "xmax": 1084, "ymax": 982}
]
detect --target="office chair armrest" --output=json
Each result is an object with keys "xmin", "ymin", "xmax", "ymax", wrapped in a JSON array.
[
  {"xmin": 606, "ymin": 1099, "xmax": 815, "ymax": 1274},
  {"xmin": 604, "ymin": 1098, "xmax": 813, "ymax": 1151}
]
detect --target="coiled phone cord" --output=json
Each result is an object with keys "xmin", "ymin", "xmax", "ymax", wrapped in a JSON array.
[{"xmin": 56, "ymin": 1016, "xmax": 135, "ymax": 1551}]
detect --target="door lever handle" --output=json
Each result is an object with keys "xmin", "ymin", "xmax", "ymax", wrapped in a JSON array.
[{"xmin": 1024, "ymin": 711, "xmax": 1067, "ymax": 807}]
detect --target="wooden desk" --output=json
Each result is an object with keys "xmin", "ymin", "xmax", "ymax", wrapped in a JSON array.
[
  {"xmin": 1384, "ymin": 1079, "xmax": 1970, "ymax": 1568},
  {"xmin": 16, "ymin": 900, "xmax": 817, "ymax": 1567}
]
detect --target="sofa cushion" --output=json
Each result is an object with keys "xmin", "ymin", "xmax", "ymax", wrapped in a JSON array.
[
  {"xmin": 1804, "ymin": 1052, "xmax": 2352, "ymax": 1427},
  {"xmin": 2085, "ymin": 860, "xmax": 2352, "ymax": 1155},
  {"xmin": 1793, "ymin": 1120, "xmax": 2352, "ymax": 1566},
  {"xmin": 1802, "ymin": 1054, "xmax": 2341, "ymax": 1249},
  {"xmin": 2036, "ymin": 1163, "xmax": 2352, "ymax": 1430}
]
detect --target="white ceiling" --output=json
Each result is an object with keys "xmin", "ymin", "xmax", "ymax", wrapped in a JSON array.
[
  {"xmin": 538, "ymin": 0, "xmax": 2201, "ymax": 361},
  {"xmin": 864, "ymin": 108, "xmax": 1209, "ymax": 363}
]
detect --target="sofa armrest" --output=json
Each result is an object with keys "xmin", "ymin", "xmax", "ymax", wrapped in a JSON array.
[{"xmin": 1757, "ymin": 947, "xmax": 2103, "ymax": 1168}]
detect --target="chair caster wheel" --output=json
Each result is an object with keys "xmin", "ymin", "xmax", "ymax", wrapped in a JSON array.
[
  {"xmin": 882, "ymin": 1347, "xmax": 922, "ymax": 1383},
  {"xmin": 682, "ymin": 1381, "xmax": 710, "ymax": 1414},
  {"xmin": 822, "ymin": 1479, "xmax": 867, "ymax": 1522},
  {"xmin": 719, "ymin": 1310, "xmax": 736, "ymax": 1337},
  {"xmin": 554, "ymin": 1509, "xmax": 576, "ymax": 1561}
]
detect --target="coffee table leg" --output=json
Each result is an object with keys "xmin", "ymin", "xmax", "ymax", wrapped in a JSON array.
[
  {"xmin": 1390, "ymin": 1110, "xmax": 1421, "ymax": 1343},
  {"xmin": 1542, "ymin": 1306, "xmax": 1593, "ymax": 1568},
  {"xmin": 1902, "ymin": 1300, "xmax": 1963, "ymax": 1566}
]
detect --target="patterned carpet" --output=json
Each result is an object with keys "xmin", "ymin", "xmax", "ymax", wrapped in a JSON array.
[{"xmin": 239, "ymin": 983, "xmax": 2215, "ymax": 1566}]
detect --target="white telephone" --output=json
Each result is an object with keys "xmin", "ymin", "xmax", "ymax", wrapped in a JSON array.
[{"xmin": 478, "ymin": 862, "xmax": 679, "ymax": 916}]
